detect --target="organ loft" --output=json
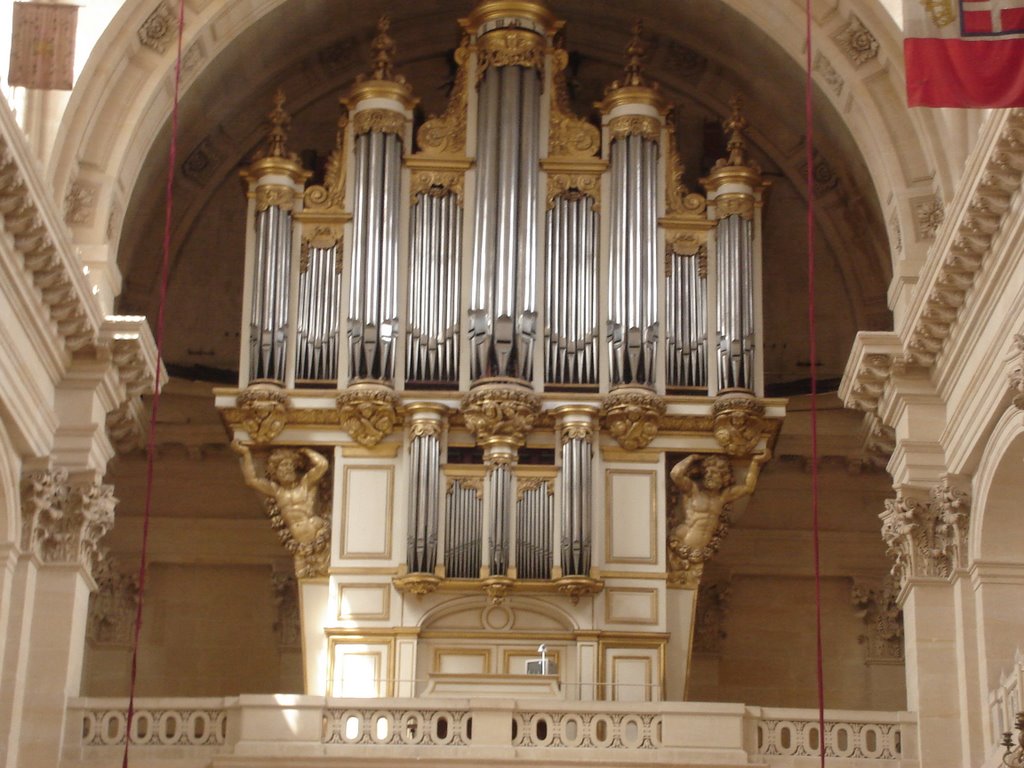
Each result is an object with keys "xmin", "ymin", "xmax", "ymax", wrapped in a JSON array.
[{"xmin": 217, "ymin": 0, "xmax": 784, "ymax": 701}]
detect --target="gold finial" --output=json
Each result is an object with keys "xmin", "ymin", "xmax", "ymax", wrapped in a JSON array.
[
  {"xmin": 370, "ymin": 15, "xmax": 397, "ymax": 81},
  {"xmin": 722, "ymin": 95, "xmax": 749, "ymax": 167},
  {"xmin": 265, "ymin": 88, "xmax": 291, "ymax": 159},
  {"xmin": 622, "ymin": 19, "xmax": 648, "ymax": 87}
]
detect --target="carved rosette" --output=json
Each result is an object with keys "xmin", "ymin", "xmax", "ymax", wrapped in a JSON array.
[
  {"xmin": 336, "ymin": 384, "xmax": 401, "ymax": 447},
  {"xmin": 20, "ymin": 470, "xmax": 116, "ymax": 579},
  {"xmin": 461, "ymin": 385, "xmax": 542, "ymax": 448},
  {"xmin": 237, "ymin": 385, "xmax": 290, "ymax": 443},
  {"xmin": 712, "ymin": 394, "xmax": 766, "ymax": 456},
  {"xmin": 600, "ymin": 389, "xmax": 666, "ymax": 450}
]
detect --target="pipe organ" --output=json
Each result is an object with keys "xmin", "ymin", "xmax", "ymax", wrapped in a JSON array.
[{"xmin": 221, "ymin": 0, "xmax": 783, "ymax": 703}]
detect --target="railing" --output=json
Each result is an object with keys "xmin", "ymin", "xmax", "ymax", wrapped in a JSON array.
[
  {"xmin": 66, "ymin": 697, "xmax": 913, "ymax": 766},
  {"xmin": 990, "ymin": 648, "xmax": 1024, "ymax": 748}
]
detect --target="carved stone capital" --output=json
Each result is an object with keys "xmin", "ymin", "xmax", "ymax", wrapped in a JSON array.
[
  {"xmin": 336, "ymin": 383, "xmax": 401, "ymax": 447},
  {"xmin": 712, "ymin": 393, "xmax": 765, "ymax": 456},
  {"xmin": 237, "ymin": 385, "xmax": 290, "ymax": 443},
  {"xmin": 461, "ymin": 384, "xmax": 541, "ymax": 449},
  {"xmin": 930, "ymin": 476, "xmax": 971, "ymax": 571},
  {"xmin": 880, "ymin": 492, "xmax": 949, "ymax": 589},
  {"xmin": 601, "ymin": 388, "xmax": 665, "ymax": 450},
  {"xmin": 1010, "ymin": 333, "xmax": 1024, "ymax": 409},
  {"xmin": 477, "ymin": 28, "xmax": 545, "ymax": 78},
  {"xmin": 21, "ymin": 470, "xmax": 115, "ymax": 577}
]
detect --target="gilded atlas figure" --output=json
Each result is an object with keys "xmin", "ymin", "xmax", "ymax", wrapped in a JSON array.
[
  {"xmin": 667, "ymin": 448, "xmax": 771, "ymax": 587},
  {"xmin": 231, "ymin": 442, "xmax": 331, "ymax": 578}
]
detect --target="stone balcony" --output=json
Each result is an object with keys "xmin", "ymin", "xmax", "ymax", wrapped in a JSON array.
[{"xmin": 64, "ymin": 696, "xmax": 915, "ymax": 767}]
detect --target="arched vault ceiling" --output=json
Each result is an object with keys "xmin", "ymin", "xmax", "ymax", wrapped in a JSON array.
[{"xmin": 74, "ymin": 0, "xmax": 902, "ymax": 388}]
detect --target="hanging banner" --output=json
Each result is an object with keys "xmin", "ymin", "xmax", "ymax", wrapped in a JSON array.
[
  {"xmin": 904, "ymin": 0, "xmax": 1024, "ymax": 107},
  {"xmin": 8, "ymin": 2, "xmax": 79, "ymax": 91}
]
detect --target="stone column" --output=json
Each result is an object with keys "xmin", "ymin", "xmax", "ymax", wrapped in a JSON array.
[{"xmin": 0, "ymin": 470, "xmax": 114, "ymax": 768}]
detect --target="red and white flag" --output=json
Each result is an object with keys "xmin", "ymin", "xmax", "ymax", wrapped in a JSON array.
[
  {"xmin": 904, "ymin": 0, "xmax": 1024, "ymax": 107},
  {"xmin": 8, "ymin": 2, "xmax": 78, "ymax": 91}
]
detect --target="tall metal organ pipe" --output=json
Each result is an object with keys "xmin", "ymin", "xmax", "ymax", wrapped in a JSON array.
[
  {"xmin": 405, "ymin": 407, "xmax": 445, "ymax": 574},
  {"xmin": 407, "ymin": 191, "xmax": 462, "ymax": 385},
  {"xmin": 607, "ymin": 128, "xmax": 660, "ymax": 387},
  {"xmin": 348, "ymin": 123, "xmax": 403, "ymax": 382},
  {"xmin": 545, "ymin": 195, "xmax": 599, "ymax": 385},
  {"xmin": 556, "ymin": 407, "xmax": 596, "ymax": 577},
  {"xmin": 666, "ymin": 252, "xmax": 708, "ymax": 388},
  {"xmin": 715, "ymin": 215, "xmax": 755, "ymax": 390},
  {"xmin": 469, "ymin": 23, "xmax": 543, "ymax": 382},
  {"xmin": 296, "ymin": 245, "xmax": 341, "ymax": 382}
]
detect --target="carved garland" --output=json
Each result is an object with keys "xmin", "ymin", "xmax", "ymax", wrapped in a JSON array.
[
  {"xmin": 476, "ymin": 29, "xmax": 545, "ymax": 79},
  {"xmin": 352, "ymin": 109, "xmax": 405, "ymax": 137},
  {"xmin": 608, "ymin": 115, "xmax": 661, "ymax": 143}
]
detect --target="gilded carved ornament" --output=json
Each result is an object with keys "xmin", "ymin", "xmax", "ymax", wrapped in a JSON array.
[
  {"xmin": 416, "ymin": 37, "xmax": 469, "ymax": 157},
  {"xmin": 608, "ymin": 115, "xmax": 661, "ymax": 143},
  {"xmin": 560, "ymin": 422, "xmax": 593, "ymax": 443},
  {"xmin": 556, "ymin": 575, "xmax": 604, "ymax": 604},
  {"xmin": 409, "ymin": 419, "xmax": 444, "ymax": 440},
  {"xmin": 597, "ymin": 20, "xmax": 666, "ymax": 114},
  {"xmin": 447, "ymin": 475, "xmax": 484, "ymax": 499},
  {"xmin": 600, "ymin": 389, "xmax": 666, "ymax": 450},
  {"xmin": 393, "ymin": 572, "xmax": 441, "ymax": 597},
  {"xmin": 303, "ymin": 112, "xmax": 348, "ymax": 214},
  {"xmin": 264, "ymin": 88, "xmax": 293, "ymax": 160},
  {"xmin": 236, "ymin": 386, "xmax": 290, "ymax": 444},
  {"xmin": 548, "ymin": 45, "xmax": 601, "ymax": 161},
  {"xmin": 516, "ymin": 476, "xmax": 553, "ymax": 502},
  {"xmin": 352, "ymin": 109, "xmax": 406, "ymax": 137},
  {"xmin": 410, "ymin": 170, "xmax": 465, "ymax": 204},
  {"xmin": 476, "ymin": 28, "xmax": 545, "ymax": 79},
  {"xmin": 346, "ymin": 16, "xmax": 417, "ymax": 108},
  {"xmin": 712, "ymin": 395, "xmax": 766, "ymax": 457},
  {"xmin": 254, "ymin": 184, "xmax": 299, "ymax": 213},
  {"xmin": 546, "ymin": 172, "xmax": 600, "ymax": 210},
  {"xmin": 461, "ymin": 385, "xmax": 542, "ymax": 448},
  {"xmin": 232, "ymin": 443, "xmax": 332, "ymax": 579},
  {"xmin": 336, "ymin": 385, "xmax": 402, "ymax": 447}
]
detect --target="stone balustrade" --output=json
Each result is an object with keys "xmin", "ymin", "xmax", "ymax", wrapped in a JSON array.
[{"xmin": 64, "ymin": 696, "xmax": 916, "ymax": 767}]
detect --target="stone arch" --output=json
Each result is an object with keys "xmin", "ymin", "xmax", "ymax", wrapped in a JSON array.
[
  {"xmin": 50, "ymin": 0, "xmax": 953, "ymax": 310},
  {"xmin": 419, "ymin": 595, "xmax": 579, "ymax": 634},
  {"xmin": 970, "ymin": 405, "xmax": 1024, "ymax": 564}
]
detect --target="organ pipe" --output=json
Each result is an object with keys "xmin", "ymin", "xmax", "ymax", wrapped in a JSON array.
[
  {"xmin": 468, "ymin": 18, "xmax": 545, "ymax": 382},
  {"xmin": 240, "ymin": 90, "xmax": 310, "ymax": 386},
  {"xmin": 405, "ymin": 406, "xmax": 446, "ymax": 574},
  {"xmin": 555, "ymin": 406, "xmax": 596, "ymax": 577}
]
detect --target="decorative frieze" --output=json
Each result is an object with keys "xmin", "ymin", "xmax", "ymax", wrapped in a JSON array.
[
  {"xmin": 88, "ymin": 557, "xmax": 139, "ymax": 645},
  {"xmin": 271, "ymin": 571, "xmax": 301, "ymax": 649},
  {"xmin": 20, "ymin": 470, "xmax": 116, "ymax": 578},
  {"xmin": 851, "ymin": 577, "xmax": 904, "ymax": 663},
  {"xmin": 693, "ymin": 577, "xmax": 731, "ymax": 654}
]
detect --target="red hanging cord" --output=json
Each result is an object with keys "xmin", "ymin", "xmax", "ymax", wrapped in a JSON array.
[
  {"xmin": 121, "ymin": 0, "xmax": 186, "ymax": 765},
  {"xmin": 804, "ymin": 2, "xmax": 827, "ymax": 766}
]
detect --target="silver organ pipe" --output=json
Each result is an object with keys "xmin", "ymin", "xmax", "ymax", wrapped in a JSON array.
[
  {"xmin": 486, "ymin": 458, "xmax": 514, "ymax": 576},
  {"xmin": 515, "ymin": 479, "xmax": 553, "ymax": 580},
  {"xmin": 556, "ymin": 408, "xmax": 596, "ymax": 576},
  {"xmin": 468, "ymin": 22, "xmax": 543, "ymax": 382},
  {"xmin": 349, "ymin": 125, "xmax": 404, "ymax": 382},
  {"xmin": 666, "ymin": 251, "xmax": 708, "ymax": 388},
  {"xmin": 444, "ymin": 475, "xmax": 483, "ymax": 579},
  {"xmin": 406, "ymin": 191, "xmax": 462, "ymax": 385},
  {"xmin": 405, "ymin": 411, "xmax": 444, "ymax": 573},
  {"xmin": 296, "ymin": 245, "xmax": 341, "ymax": 382},
  {"xmin": 606, "ymin": 126, "xmax": 660, "ymax": 388},
  {"xmin": 715, "ymin": 215, "xmax": 755, "ymax": 390},
  {"xmin": 545, "ymin": 194, "xmax": 599, "ymax": 385}
]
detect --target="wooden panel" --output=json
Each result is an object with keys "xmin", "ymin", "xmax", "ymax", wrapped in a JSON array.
[
  {"xmin": 340, "ymin": 465, "xmax": 394, "ymax": 558},
  {"xmin": 604, "ymin": 469, "xmax": 657, "ymax": 564},
  {"xmin": 605, "ymin": 586, "xmax": 659, "ymax": 625}
]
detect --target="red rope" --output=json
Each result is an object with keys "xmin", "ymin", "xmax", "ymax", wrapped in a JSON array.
[
  {"xmin": 804, "ymin": 2, "xmax": 827, "ymax": 766},
  {"xmin": 121, "ymin": 0, "xmax": 186, "ymax": 765}
]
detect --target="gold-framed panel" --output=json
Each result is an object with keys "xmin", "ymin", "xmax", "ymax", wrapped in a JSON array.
[
  {"xmin": 501, "ymin": 647, "xmax": 561, "ymax": 675},
  {"xmin": 339, "ymin": 464, "xmax": 395, "ymax": 559},
  {"xmin": 337, "ymin": 582, "xmax": 391, "ymax": 621},
  {"xmin": 604, "ymin": 469, "xmax": 658, "ymax": 565},
  {"xmin": 605, "ymin": 586, "xmax": 659, "ymax": 625},
  {"xmin": 432, "ymin": 646, "xmax": 493, "ymax": 675},
  {"xmin": 327, "ymin": 635, "xmax": 395, "ymax": 698}
]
